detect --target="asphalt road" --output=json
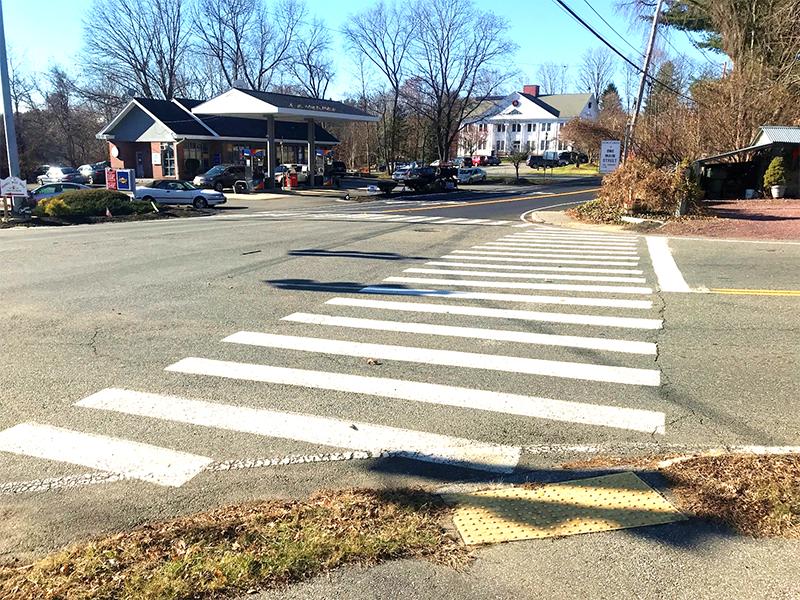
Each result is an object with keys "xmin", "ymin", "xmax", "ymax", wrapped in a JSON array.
[{"xmin": 1, "ymin": 181, "xmax": 798, "ymax": 597}]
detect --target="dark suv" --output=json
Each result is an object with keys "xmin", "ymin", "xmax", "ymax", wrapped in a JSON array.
[
  {"xmin": 193, "ymin": 165, "xmax": 247, "ymax": 191},
  {"xmin": 329, "ymin": 161, "xmax": 347, "ymax": 177}
]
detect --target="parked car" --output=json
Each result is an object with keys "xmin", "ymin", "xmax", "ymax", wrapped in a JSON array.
[
  {"xmin": 78, "ymin": 163, "xmax": 107, "ymax": 185},
  {"xmin": 275, "ymin": 164, "xmax": 309, "ymax": 185},
  {"xmin": 28, "ymin": 183, "xmax": 90, "ymax": 204},
  {"xmin": 134, "ymin": 180, "xmax": 226, "ymax": 208},
  {"xmin": 527, "ymin": 151, "xmax": 567, "ymax": 169},
  {"xmin": 192, "ymin": 164, "xmax": 247, "ymax": 191},
  {"xmin": 559, "ymin": 151, "xmax": 589, "ymax": 164},
  {"xmin": 452, "ymin": 157, "xmax": 473, "ymax": 167},
  {"xmin": 329, "ymin": 161, "xmax": 347, "ymax": 177},
  {"xmin": 38, "ymin": 166, "xmax": 88, "ymax": 185},
  {"xmin": 457, "ymin": 168, "xmax": 487, "ymax": 184},
  {"xmin": 430, "ymin": 159, "xmax": 442, "ymax": 167},
  {"xmin": 392, "ymin": 166, "xmax": 411, "ymax": 181},
  {"xmin": 485, "ymin": 155, "xmax": 501, "ymax": 166}
]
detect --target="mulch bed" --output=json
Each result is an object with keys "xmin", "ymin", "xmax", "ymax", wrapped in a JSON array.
[{"xmin": 657, "ymin": 198, "xmax": 800, "ymax": 240}]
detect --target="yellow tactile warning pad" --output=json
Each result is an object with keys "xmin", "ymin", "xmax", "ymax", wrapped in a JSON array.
[{"xmin": 450, "ymin": 472, "xmax": 687, "ymax": 545}]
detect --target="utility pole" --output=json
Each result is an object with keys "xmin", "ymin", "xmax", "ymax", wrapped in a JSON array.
[
  {"xmin": 0, "ymin": 0, "xmax": 21, "ymax": 211},
  {"xmin": 622, "ymin": 0, "xmax": 664, "ymax": 164}
]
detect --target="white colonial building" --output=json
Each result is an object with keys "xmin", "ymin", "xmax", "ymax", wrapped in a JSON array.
[{"xmin": 461, "ymin": 85, "xmax": 599, "ymax": 156}]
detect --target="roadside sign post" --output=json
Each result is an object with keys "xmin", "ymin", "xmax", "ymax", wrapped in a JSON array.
[
  {"xmin": 599, "ymin": 141, "xmax": 622, "ymax": 175},
  {"xmin": 1, "ymin": 176, "xmax": 27, "ymax": 221},
  {"xmin": 0, "ymin": 0, "xmax": 23, "ymax": 211}
]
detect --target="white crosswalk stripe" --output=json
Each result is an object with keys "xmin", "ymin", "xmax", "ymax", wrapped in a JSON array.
[
  {"xmin": 383, "ymin": 276, "xmax": 653, "ymax": 295},
  {"xmin": 359, "ymin": 286, "xmax": 654, "ymax": 308},
  {"xmin": 78, "ymin": 388, "xmax": 522, "ymax": 473},
  {"xmin": 222, "ymin": 332, "xmax": 661, "ymax": 386},
  {"xmin": 447, "ymin": 252, "xmax": 639, "ymax": 266},
  {"xmin": 475, "ymin": 244, "xmax": 639, "ymax": 255},
  {"xmin": 0, "ymin": 423, "xmax": 212, "ymax": 487},
  {"xmin": 156, "ymin": 363, "xmax": 664, "ymax": 434},
  {"xmin": 281, "ymin": 312, "xmax": 657, "ymax": 354},
  {"xmin": 424, "ymin": 261, "xmax": 645, "ymax": 274},
  {"xmin": 404, "ymin": 267, "xmax": 647, "ymax": 283},
  {"xmin": 324, "ymin": 297, "xmax": 663, "ymax": 329}
]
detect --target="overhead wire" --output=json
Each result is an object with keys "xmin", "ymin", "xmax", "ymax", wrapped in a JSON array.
[
  {"xmin": 549, "ymin": 0, "xmax": 697, "ymax": 104},
  {"xmin": 581, "ymin": 0, "xmax": 644, "ymax": 59}
]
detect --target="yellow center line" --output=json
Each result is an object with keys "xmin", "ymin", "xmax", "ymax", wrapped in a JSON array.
[
  {"xmin": 381, "ymin": 188, "xmax": 601, "ymax": 213},
  {"xmin": 709, "ymin": 289, "xmax": 800, "ymax": 296}
]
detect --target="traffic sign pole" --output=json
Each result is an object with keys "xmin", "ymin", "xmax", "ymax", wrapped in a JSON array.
[{"xmin": 0, "ymin": 0, "xmax": 22, "ymax": 212}]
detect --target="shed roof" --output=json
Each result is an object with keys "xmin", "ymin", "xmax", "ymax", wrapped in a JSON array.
[
  {"xmin": 753, "ymin": 126, "xmax": 800, "ymax": 146},
  {"xmin": 135, "ymin": 98, "xmax": 211, "ymax": 137}
]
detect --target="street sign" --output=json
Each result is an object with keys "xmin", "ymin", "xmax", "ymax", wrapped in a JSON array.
[
  {"xmin": 0, "ymin": 176, "xmax": 27, "ymax": 196},
  {"xmin": 599, "ymin": 140, "xmax": 622, "ymax": 174}
]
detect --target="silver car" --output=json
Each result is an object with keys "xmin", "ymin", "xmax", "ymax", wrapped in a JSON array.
[
  {"xmin": 37, "ymin": 166, "xmax": 88, "ymax": 185},
  {"xmin": 134, "ymin": 180, "xmax": 227, "ymax": 208},
  {"xmin": 457, "ymin": 168, "xmax": 487, "ymax": 184},
  {"xmin": 29, "ymin": 183, "xmax": 90, "ymax": 204}
]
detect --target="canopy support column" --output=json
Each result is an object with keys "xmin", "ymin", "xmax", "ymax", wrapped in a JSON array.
[
  {"xmin": 307, "ymin": 118, "xmax": 316, "ymax": 189},
  {"xmin": 266, "ymin": 116, "xmax": 276, "ymax": 190}
]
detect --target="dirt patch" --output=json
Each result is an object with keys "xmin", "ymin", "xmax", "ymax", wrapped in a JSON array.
[
  {"xmin": 0, "ymin": 489, "xmax": 468, "ymax": 600},
  {"xmin": 657, "ymin": 198, "xmax": 800, "ymax": 240},
  {"xmin": 563, "ymin": 453, "xmax": 800, "ymax": 537}
]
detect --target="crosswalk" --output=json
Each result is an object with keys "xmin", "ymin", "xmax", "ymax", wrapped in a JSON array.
[
  {"xmin": 215, "ymin": 198, "xmax": 528, "ymax": 227},
  {"xmin": 0, "ymin": 225, "xmax": 668, "ymax": 490}
]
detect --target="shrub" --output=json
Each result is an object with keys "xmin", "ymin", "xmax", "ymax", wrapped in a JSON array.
[
  {"xmin": 33, "ymin": 189, "xmax": 155, "ymax": 218},
  {"xmin": 763, "ymin": 157, "xmax": 787, "ymax": 187},
  {"xmin": 596, "ymin": 157, "xmax": 703, "ymax": 215}
]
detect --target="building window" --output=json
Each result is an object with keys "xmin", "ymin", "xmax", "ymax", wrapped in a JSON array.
[
  {"xmin": 496, "ymin": 124, "xmax": 506, "ymax": 132},
  {"xmin": 546, "ymin": 123, "xmax": 552, "ymax": 132},
  {"xmin": 512, "ymin": 140, "xmax": 521, "ymax": 152},
  {"xmin": 478, "ymin": 123, "xmax": 488, "ymax": 131},
  {"xmin": 495, "ymin": 140, "xmax": 505, "ymax": 152},
  {"xmin": 160, "ymin": 142, "xmax": 175, "ymax": 177},
  {"xmin": 540, "ymin": 140, "xmax": 545, "ymax": 150},
  {"xmin": 527, "ymin": 124, "xmax": 533, "ymax": 132},
  {"xmin": 511, "ymin": 123, "xmax": 521, "ymax": 133},
  {"xmin": 588, "ymin": 102, "xmax": 592, "ymax": 108}
]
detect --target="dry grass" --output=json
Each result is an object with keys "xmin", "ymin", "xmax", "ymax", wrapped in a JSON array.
[
  {"xmin": 563, "ymin": 453, "xmax": 800, "ymax": 537},
  {"xmin": 0, "ymin": 489, "xmax": 469, "ymax": 600}
]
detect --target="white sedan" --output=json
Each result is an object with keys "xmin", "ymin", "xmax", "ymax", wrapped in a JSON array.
[
  {"xmin": 134, "ymin": 180, "xmax": 227, "ymax": 208},
  {"xmin": 457, "ymin": 168, "xmax": 487, "ymax": 184}
]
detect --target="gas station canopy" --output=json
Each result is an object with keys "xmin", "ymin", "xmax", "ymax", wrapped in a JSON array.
[{"xmin": 192, "ymin": 88, "xmax": 379, "ymax": 123}]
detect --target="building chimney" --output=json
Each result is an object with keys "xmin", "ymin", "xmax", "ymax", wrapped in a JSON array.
[{"xmin": 523, "ymin": 85, "xmax": 540, "ymax": 97}]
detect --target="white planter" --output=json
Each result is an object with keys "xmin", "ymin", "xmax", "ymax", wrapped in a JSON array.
[{"xmin": 770, "ymin": 185, "xmax": 786, "ymax": 199}]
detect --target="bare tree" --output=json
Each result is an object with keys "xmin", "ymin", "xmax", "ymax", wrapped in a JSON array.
[
  {"xmin": 7, "ymin": 45, "xmax": 35, "ymax": 115},
  {"xmin": 83, "ymin": 0, "xmax": 191, "ymax": 99},
  {"xmin": 192, "ymin": 0, "xmax": 305, "ymax": 91},
  {"xmin": 407, "ymin": 0, "xmax": 517, "ymax": 160},
  {"xmin": 535, "ymin": 62, "xmax": 572, "ymax": 94},
  {"xmin": 343, "ymin": 3, "xmax": 411, "ymax": 169},
  {"xmin": 577, "ymin": 47, "xmax": 618, "ymax": 100},
  {"xmin": 458, "ymin": 124, "xmax": 488, "ymax": 155},
  {"xmin": 288, "ymin": 17, "xmax": 335, "ymax": 99}
]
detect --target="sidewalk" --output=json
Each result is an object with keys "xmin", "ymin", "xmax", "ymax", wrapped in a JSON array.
[{"xmin": 532, "ymin": 199, "xmax": 800, "ymax": 241}]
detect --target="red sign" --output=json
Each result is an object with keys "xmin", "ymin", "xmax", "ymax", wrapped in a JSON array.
[{"xmin": 106, "ymin": 168, "xmax": 117, "ymax": 190}]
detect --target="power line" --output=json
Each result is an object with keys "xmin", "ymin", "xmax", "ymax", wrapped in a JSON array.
[
  {"xmin": 581, "ymin": 0, "xmax": 644, "ymax": 59},
  {"xmin": 683, "ymin": 30, "xmax": 720, "ymax": 68},
  {"xmin": 549, "ymin": 0, "xmax": 695, "ymax": 103}
]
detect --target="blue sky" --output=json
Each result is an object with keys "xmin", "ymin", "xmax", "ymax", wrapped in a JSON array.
[{"xmin": 3, "ymin": 0, "xmax": 720, "ymax": 99}]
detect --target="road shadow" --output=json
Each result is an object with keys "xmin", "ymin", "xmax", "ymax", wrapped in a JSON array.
[
  {"xmin": 364, "ymin": 457, "xmax": 738, "ymax": 550},
  {"xmin": 288, "ymin": 249, "xmax": 428, "ymax": 261},
  {"xmin": 266, "ymin": 279, "xmax": 412, "ymax": 294}
]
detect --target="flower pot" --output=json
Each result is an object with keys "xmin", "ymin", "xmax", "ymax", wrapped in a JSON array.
[{"xmin": 770, "ymin": 185, "xmax": 786, "ymax": 199}]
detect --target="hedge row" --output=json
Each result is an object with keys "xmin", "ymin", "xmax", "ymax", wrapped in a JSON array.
[{"xmin": 33, "ymin": 189, "xmax": 156, "ymax": 218}]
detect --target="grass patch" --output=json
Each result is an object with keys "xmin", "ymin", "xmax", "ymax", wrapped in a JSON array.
[
  {"xmin": 563, "ymin": 453, "xmax": 800, "ymax": 537},
  {"xmin": 0, "ymin": 489, "xmax": 468, "ymax": 600}
]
